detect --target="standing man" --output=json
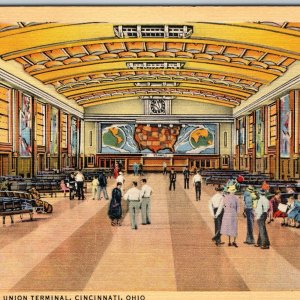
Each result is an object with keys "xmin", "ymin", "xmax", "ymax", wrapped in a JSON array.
[
  {"xmin": 163, "ymin": 161, "xmax": 167, "ymax": 175},
  {"xmin": 140, "ymin": 178, "xmax": 152, "ymax": 225},
  {"xmin": 124, "ymin": 181, "xmax": 141, "ymax": 230},
  {"xmin": 254, "ymin": 189, "xmax": 271, "ymax": 249},
  {"xmin": 243, "ymin": 185, "xmax": 256, "ymax": 245},
  {"xmin": 169, "ymin": 168, "xmax": 177, "ymax": 191},
  {"xmin": 138, "ymin": 163, "xmax": 144, "ymax": 176},
  {"xmin": 133, "ymin": 162, "xmax": 138, "ymax": 176},
  {"xmin": 75, "ymin": 170, "xmax": 85, "ymax": 200},
  {"xmin": 183, "ymin": 166, "xmax": 190, "ymax": 189},
  {"xmin": 116, "ymin": 171, "xmax": 125, "ymax": 185},
  {"xmin": 193, "ymin": 170, "xmax": 202, "ymax": 201},
  {"xmin": 209, "ymin": 186, "xmax": 225, "ymax": 246},
  {"xmin": 98, "ymin": 171, "xmax": 109, "ymax": 200}
]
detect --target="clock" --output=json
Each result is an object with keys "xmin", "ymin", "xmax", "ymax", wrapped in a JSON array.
[{"xmin": 150, "ymin": 99, "xmax": 166, "ymax": 114}]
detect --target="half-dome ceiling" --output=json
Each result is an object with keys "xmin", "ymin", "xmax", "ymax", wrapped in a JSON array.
[{"xmin": 1, "ymin": 22, "xmax": 300, "ymax": 108}]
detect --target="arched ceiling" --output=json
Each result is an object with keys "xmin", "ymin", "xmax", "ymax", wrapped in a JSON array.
[{"xmin": 0, "ymin": 22, "xmax": 300, "ymax": 108}]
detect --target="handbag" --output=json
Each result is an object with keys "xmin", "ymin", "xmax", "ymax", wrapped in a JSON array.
[{"xmin": 278, "ymin": 203, "xmax": 288, "ymax": 213}]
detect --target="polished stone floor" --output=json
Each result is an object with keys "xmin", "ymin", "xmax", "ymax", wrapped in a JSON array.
[{"xmin": 0, "ymin": 173, "xmax": 299, "ymax": 291}]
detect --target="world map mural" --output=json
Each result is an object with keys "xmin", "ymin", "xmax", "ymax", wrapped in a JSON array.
[{"xmin": 101, "ymin": 124, "xmax": 218, "ymax": 154}]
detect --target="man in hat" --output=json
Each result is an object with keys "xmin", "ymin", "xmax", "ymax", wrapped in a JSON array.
[
  {"xmin": 254, "ymin": 189, "xmax": 271, "ymax": 249},
  {"xmin": 209, "ymin": 185, "xmax": 225, "ymax": 246},
  {"xmin": 243, "ymin": 185, "xmax": 256, "ymax": 245}
]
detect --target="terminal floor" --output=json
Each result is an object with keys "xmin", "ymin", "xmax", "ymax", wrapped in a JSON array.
[{"xmin": 0, "ymin": 173, "xmax": 299, "ymax": 291}]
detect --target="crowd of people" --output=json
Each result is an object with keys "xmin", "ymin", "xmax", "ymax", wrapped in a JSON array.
[
  {"xmin": 207, "ymin": 178, "xmax": 300, "ymax": 250},
  {"xmin": 41, "ymin": 162, "xmax": 300, "ymax": 240}
]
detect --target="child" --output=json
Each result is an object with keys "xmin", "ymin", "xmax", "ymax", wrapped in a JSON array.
[
  {"xmin": 91, "ymin": 176, "xmax": 99, "ymax": 200},
  {"xmin": 60, "ymin": 180, "xmax": 69, "ymax": 197}
]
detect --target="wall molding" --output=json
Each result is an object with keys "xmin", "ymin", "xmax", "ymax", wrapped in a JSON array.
[
  {"xmin": 0, "ymin": 68, "xmax": 83, "ymax": 119},
  {"xmin": 233, "ymin": 74, "xmax": 300, "ymax": 118},
  {"xmin": 84, "ymin": 114, "xmax": 234, "ymax": 123}
]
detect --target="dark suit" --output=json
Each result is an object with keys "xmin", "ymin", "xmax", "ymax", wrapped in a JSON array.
[
  {"xmin": 169, "ymin": 172, "xmax": 177, "ymax": 191},
  {"xmin": 183, "ymin": 169, "xmax": 190, "ymax": 189}
]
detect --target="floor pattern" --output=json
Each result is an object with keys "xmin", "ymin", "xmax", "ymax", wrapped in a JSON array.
[{"xmin": 0, "ymin": 173, "xmax": 299, "ymax": 291}]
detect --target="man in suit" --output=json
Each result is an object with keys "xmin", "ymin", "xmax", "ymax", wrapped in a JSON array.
[
  {"xmin": 169, "ymin": 168, "xmax": 177, "ymax": 191},
  {"xmin": 183, "ymin": 166, "xmax": 190, "ymax": 189}
]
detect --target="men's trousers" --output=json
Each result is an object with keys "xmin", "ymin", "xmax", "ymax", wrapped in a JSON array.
[
  {"xmin": 97, "ymin": 186, "xmax": 108, "ymax": 200},
  {"xmin": 195, "ymin": 182, "xmax": 201, "ymax": 200},
  {"xmin": 212, "ymin": 208, "xmax": 224, "ymax": 243},
  {"xmin": 128, "ymin": 201, "xmax": 141, "ymax": 229},
  {"xmin": 257, "ymin": 212, "xmax": 270, "ymax": 247},
  {"xmin": 169, "ymin": 181, "xmax": 176, "ymax": 191},
  {"xmin": 245, "ymin": 208, "xmax": 255, "ymax": 244},
  {"xmin": 77, "ymin": 181, "xmax": 84, "ymax": 200},
  {"xmin": 141, "ymin": 197, "xmax": 151, "ymax": 224},
  {"xmin": 184, "ymin": 178, "xmax": 189, "ymax": 189}
]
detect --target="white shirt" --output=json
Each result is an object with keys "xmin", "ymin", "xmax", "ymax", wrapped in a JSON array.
[
  {"xmin": 193, "ymin": 174, "xmax": 202, "ymax": 184},
  {"xmin": 255, "ymin": 195, "xmax": 270, "ymax": 219},
  {"xmin": 141, "ymin": 184, "xmax": 152, "ymax": 198},
  {"xmin": 75, "ymin": 173, "xmax": 85, "ymax": 182},
  {"xmin": 208, "ymin": 193, "xmax": 224, "ymax": 218},
  {"xmin": 163, "ymin": 162, "xmax": 167, "ymax": 168},
  {"xmin": 116, "ymin": 175, "xmax": 124, "ymax": 183},
  {"xmin": 124, "ymin": 187, "xmax": 141, "ymax": 202}
]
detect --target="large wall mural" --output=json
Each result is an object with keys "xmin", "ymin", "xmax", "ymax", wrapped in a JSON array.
[
  {"xmin": 101, "ymin": 124, "xmax": 218, "ymax": 154},
  {"xmin": 50, "ymin": 107, "xmax": 59, "ymax": 155},
  {"xmin": 19, "ymin": 94, "xmax": 32, "ymax": 157},
  {"xmin": 255, "ymin": 109, "xmax": 264, "ymax": 158},
  {"xmin": 71, "ymin": 117, "xmax": 78, "ymax": 156},
  {"xmin": 280, "ymin": 94, "xmax": 291, "ymax": 158}
]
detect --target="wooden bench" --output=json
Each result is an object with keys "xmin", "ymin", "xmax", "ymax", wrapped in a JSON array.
[{"xmin": 0, "ymin": 197, "xmax": 34, "ymax": 225}]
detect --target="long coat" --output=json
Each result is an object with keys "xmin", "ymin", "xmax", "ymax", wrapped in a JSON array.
[
  {"xmin": 220, "ymin": 193, "xmax": 239, "ymax": 237},
  {"xmin": 108, "ymin": 187, "xmax": 122, "ymax": 220}
]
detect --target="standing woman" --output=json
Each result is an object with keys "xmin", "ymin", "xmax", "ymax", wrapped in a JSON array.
[
  {"xmin": 220, "ymin": 184, "xmax": 239, "ymax": 247},
  {"xmin": 108, "ymin": 182, "xmax": 123, "ymax": 226},
  {"xmin": 113, "ymin": 162, "xmax": 119, "ymax": 179}
]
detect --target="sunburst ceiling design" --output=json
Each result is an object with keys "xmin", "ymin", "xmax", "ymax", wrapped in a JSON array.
[{"xmin": 1, "ymin": 22, "xmax": 300, "ymax": 108}]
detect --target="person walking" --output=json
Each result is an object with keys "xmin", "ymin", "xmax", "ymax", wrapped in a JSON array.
[
  {"xmin": 220, "ymin": 184, "xmax": 239, "ymax": 247},
  {"xmin": 163, "ymin": 161, "xmax": 167, "ymax": 175},
  {"xmin": 254, "ymin": 189, "xmax": 271, "ymax": 249},
  {"xmin": 108, "ymin": 182, "xmax": 123, "ymax": 226},
  {"xmin": 243, "ymin": 185, "xmax": 256, "ymax": 245},
  {"xmin": 75, "ymin": 170, "xmax": 85, "ymax": 200},
  {"xmin": 192, "ymin": 170, "xmax": 202, "ymax": 201},
  {"xmin": 124, "ymin": 181, "xmax": 141, "ymax": 230},
  {"xmin": 183, "ymin": 166, "xmax": 190, "ymax": 189},
  {"xmin": 140, "ymin": 178, "xmax": 152, "ymax": 225},
  {"xmin": 169, "ymin": 168, "xmax": 177, "ymax": 191},
  {"xmin": 98, "ymin": 171, "xmax": 109, "ymax": 200},
  {"xmin": 91, "ymin": 176, "xmax": 99, "ymax": 200}
]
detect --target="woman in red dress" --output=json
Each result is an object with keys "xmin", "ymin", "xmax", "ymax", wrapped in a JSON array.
[{"xmin": 113, "ymin": 162, "xmax": 119, "ymax": 179}]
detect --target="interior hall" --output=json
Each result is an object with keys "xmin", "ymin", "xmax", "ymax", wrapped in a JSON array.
[{"xmin": 0, "ymin": 7, "xmax": 299, "ymax": 293}]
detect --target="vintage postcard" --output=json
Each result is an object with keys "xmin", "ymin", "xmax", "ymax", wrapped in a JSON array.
[{"xmin": 0, "ymin": 5, "xmax": 299, "ymax": 300}]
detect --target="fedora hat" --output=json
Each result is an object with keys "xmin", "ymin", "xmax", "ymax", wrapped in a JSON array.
[{"xmin": 246, "ymin": 185, "xmax": 255, "ymax": 192}]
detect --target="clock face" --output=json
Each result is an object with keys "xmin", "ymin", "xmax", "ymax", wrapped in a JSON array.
[{"xmin": 150, "ymin": 99, "xmax": 166, "ymax": 114}]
